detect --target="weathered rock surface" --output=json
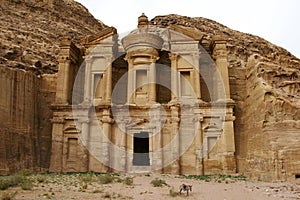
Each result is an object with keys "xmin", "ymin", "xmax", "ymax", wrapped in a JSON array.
[
  {"xmin": 0, "ymin": 0, "xmax": 105, "ymax": 174},
  {"xmin": 151, "ymin": 15, "xmax": 300, "ymax": 181},
  {"xmin": 0, "ymin": 0, "xmax": 106, "ymax": 74}
]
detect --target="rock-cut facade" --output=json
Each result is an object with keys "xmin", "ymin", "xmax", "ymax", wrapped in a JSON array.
[{"xmin": 50, "ymin": 14, "xmax": 237, "ymax": 174}]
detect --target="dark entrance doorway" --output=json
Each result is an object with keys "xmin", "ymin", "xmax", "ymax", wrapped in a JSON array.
[{"xmin": 133, "ymin": 132, "xmax": 150, "ymax": 166}]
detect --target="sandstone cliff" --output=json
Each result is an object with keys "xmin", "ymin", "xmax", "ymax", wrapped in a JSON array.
[
  {"xmin": 0, "ymin": 0, "xmax": 105, "ymax": 174},
  {"xmin": 151, "ymin": 15, "xmax": 300, "ymax": 181},
  {"xmin": 0, "ymin": 0, "xmax": 106, "ymax": 74}
]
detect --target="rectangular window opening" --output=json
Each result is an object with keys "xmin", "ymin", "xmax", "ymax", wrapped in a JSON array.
[
  {"xmin": 93, "ymin": 73, "xmax": 103, "ymax": 99},
  {"xmin": 180, "ymin": 71, "xmax": 191, "ymax": 96},
  {"xmin": 136, "ymin": 70, "xmax": 148, "ymax": 92}
]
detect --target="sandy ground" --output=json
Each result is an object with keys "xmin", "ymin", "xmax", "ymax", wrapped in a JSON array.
[{"xmin": 1, "ymin": 173, "xmax": 300, "ymax": 200}]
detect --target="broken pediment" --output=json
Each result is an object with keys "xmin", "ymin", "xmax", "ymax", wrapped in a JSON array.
[
  {"xmin": 81, "ymin": 27, "xmax": 117, "ymax": 46},
  {"xmin": 169, "ymin": 25, "xmax": 204, "ymax": 42}
]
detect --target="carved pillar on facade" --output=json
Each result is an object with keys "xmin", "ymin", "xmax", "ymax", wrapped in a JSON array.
[
  {"xmin": 194, "ymin": 111, "xmax": 204, "ymax": 175},
  {"xmin": 101, "ymin": 109, "xmax": 114, "ymax": 172},
  {"xmin": 83, "ymin": 57, "xmax": 92, "ymax": 103},
  {"xmin": 49, "ymin": 117, "xmax": 65, "ymax": 172},
  {"xmin": 170, "ymin": 105, "xmax": 180, "ymax": 174},
  {"xmin": 80, "ymin": 117, "xmax": 90, "ymax": 171},
  {"xmin": 149, "ymin": 56, "xmax": 159, "ymax": 103},
  {"xmin": 220, "ymin": 108, "xmax": 236, "ymax": 173},
  {"xmin": 56, "ymin": 59, "xmax": 71, "ymax": 104},
  {"xmin": 125, "ymin": 55, "xmax": 134, "ymax": 104},
  {"xmin": 169, "ymin": 53, "xmax": 179, "ymax": 102},
  {"xmin": 105, "ymin": 57, "xmax": 113, "ymax": 103},
  {"xmin": 212, "ymin": 35, "xmax": 232, "ymax": 102},
  {"xmin": 192, "ymin": 52, "xmax": 202, "ymax": 101}
]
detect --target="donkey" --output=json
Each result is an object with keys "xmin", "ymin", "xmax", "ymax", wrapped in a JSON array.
[{"xmin": 179, "ymin": 183, "xmax": 192, "ymax": 196}]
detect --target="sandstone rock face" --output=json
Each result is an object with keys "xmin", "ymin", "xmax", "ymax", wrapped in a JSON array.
[
  {"xmin": 0, "ymin": 0, "xmax": 106, "ymax": 74},
  {"xmin": 0, "ymin": 0, "xmax": 105, "ymax": 174},
  {"xmin": 151, "ymin": 15, "xmax": 300, "ymax": 181}
]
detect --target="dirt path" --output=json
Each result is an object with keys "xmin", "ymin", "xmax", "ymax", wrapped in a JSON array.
[{"xmin": 1, "ymin": 173, "xmax": 300, "ymax": 200}]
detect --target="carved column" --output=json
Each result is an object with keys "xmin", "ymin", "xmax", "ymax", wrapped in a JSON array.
[
  {"xmin": 192, "ymin": 52, "xmax": 202, "ymax": 100},
  {"xmin": 149, "ymin": 56, "xmax": 158, "ymax": 103},
  {"xmin": 105, "ymin": 57, "xmax": 113, "ymax": 103},
  {"xmin": 194, "ymin": 112, "xmax": 204, "ymax": 175},
  {"xmin": 169, "ymin": 53, "xmax": 179, "ymax": 101},
  {"xmin": 125, "ymin": 55, "xmax": 134, "ymax": 104},
  {"xmin": 220, "ymin": 109, "xmax": 236, "ymax": 173},
  {"xmin": 80, "ymin": 117, "xmax": 90, "ymax": 171},
  {"xmin": 101, "ymin": 109, "xmax": 114, "ymax": 172},
  {"xmin": 56, "ymin": 59, "xmax": 71, "ymax": 104},
  {"xmin": 212, "ymin": 35, "xmax": 232, "ymax": 102},
  {"xmin": 170, "ymin": 105, "xmax": 180, "ymax": 174},
  {"xmin": 49, "ymin": 117, "xmax": 65, "ymax": 172},
  {"xmin": 83, "ymin": 57, "xmax": 92, "ymax": 103}
]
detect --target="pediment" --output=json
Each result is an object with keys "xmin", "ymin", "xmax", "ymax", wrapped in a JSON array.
[
  {"xmin": 81, "ymin": 27, "xmax": 117, "ymax": 46},
  {"xmin": 169, "ymin": 25, "xmax": 204, "ymax": 41}
]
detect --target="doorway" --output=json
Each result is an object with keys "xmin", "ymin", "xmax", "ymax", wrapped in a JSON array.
[{"xmin": 133, "ymin": 132, "xmax": 150, "ymax": 166}]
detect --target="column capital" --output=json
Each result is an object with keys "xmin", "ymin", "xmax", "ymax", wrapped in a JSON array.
[
  {"xmin": 213, "ymin": 48, "xmax": 227, "ymax": 60},
  {"xmin": 168, "ymin": 52, "xmax": 179, "ymax": 61},
  {"xmin": 51, "ymin": 117, "xmax": 65, "ymax": 124},
  {"xmin": 79, "ymin": 117, "xmax": 90, "ymax": 124},
  {"xmin": 101, "ymin": 116, "xmax": 114, "ymax": 124},
  {"xmin": 105, "ymin": 56, "xmax": 114, "ymax": 63},
  {"xmin": 124, "ymin": 54, "xmax": 134, "ymax": 64},
  {"xmin": 150, "ymin": 55, "xmax": 159, "ymax": 63},
  {"xmin": 211, "ymin": 34, "xmax": 228, "ymax": 59},
  {"xmin": 58, "ymin": 57, "xmax": 71, "ymax": 64}
]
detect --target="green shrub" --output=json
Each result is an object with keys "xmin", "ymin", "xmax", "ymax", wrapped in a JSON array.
[
  {"xmin": 0, "ymin": 179, "xmax": 9, "ymax": 190},
  {"xmin": 79, "ymin": 173, "xmax": 94, "ymax": 183},
  {"xmin": 179, "ymin": 174, "xmax": 247, "ymax": 182},
  {"xmin": 123, "ymin": 177, "xmax": 133, "ymax": 186},
  {"xmin": 20, "ymin": 179, "xmax": 33, "ymax": 190},
  {"xmin": 150, "ymin": 178, "xmax": 168, "ymax": 187},
  {"xmin": 98, "ymin": 174, "xmax": 114, "ymax": 184},
  {"xmin": 7, "ymin": 176, "xmax": 22, "ymax": 187},
  {"xmin": 36, "ymin": 175, "xmax": 46, "ymax": 183},
  {"xmin": 16, "ymin": 169, "xmax": 31, "ymax": 177}
]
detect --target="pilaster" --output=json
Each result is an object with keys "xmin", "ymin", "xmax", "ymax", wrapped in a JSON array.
[
  {"xmin": 83, "ymin": 57, "xmax": 92, "ymax": 103},
  {"xmin": 101, "ymin": 109, "xmax": 114, "ymax": 172},
  {"xmin": 169, "ymin": 53, "xmax": 179, "ymax": 102},
  {"xmin": 170, "ymin": 105, "xmax": 180, "ymax": 174},
  {"xmin": 149, "ymin": 56, "xmax": 159, "ymax": 103},
  {"xmin": 212, "ymin": 35, "xmax": 232, "ymax": 102},
  {"xmin": 105, "ymin": 56, "xmax": 113, "ymax": 103}
]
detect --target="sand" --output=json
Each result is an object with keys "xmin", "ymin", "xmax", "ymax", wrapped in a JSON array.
[{"xmin": 1, "ymin": 173, "xmax": 300, "ymax": 200}]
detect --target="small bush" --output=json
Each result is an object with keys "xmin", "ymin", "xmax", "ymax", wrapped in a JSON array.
[
  {"xmin": 20, "ymin": 179, "xmax": 33, "ymax": 190},
  {"xmin": 36, "ymin": 175, "xmax": 46, "ymax": 183},
  {"xmin": 123, "ymin": 177, "xmax": 133, "ymax": 186},
  {"xmin": 150, "ymin": 178, "xmax": 168, "ymax": 187},
  {"xmin": 1, "ymin": 191, "xmax": 17, "ymax": 200},
  {"xmin": 0, "ymin": 179, "xmax": 9, "ymax": 190},
  {"xmin": 16, "ymin": 169, "xmax": 31, "ymax": 177},
  {"xmin": 79, "ymin": 173, "xmax": 94, "ymax": 183},
  {"xmin": 98, "ymin": 174, "xmax": 114, "ymax": 184}
]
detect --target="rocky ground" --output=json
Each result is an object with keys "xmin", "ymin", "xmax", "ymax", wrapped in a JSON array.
[{"xmin": 1, "ymin": 172, "xmax": 300, "ymax": 200}]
